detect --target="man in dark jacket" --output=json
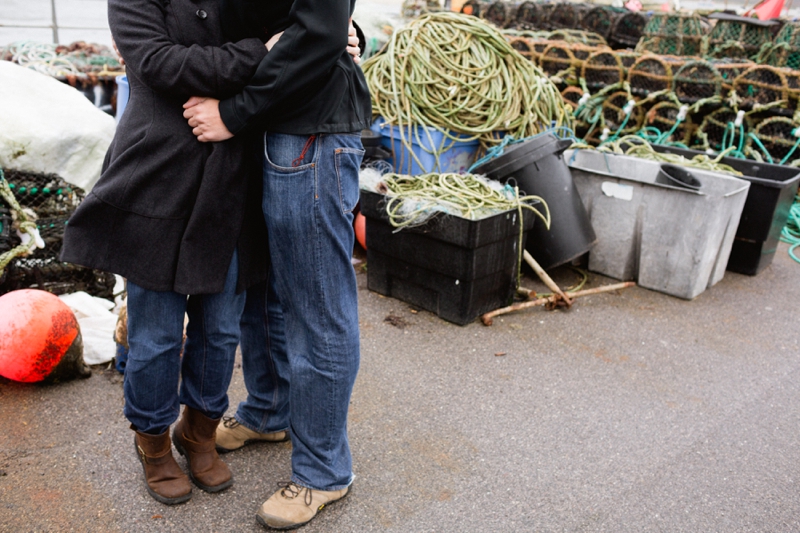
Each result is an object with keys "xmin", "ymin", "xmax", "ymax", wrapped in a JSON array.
[{"xmin": 184, "ymin": 0, "xmax": 371, "ymax": 529}]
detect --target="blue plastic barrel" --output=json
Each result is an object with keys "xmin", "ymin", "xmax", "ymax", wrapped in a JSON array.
[{"xmin": 115, "ymin": 75, "xmax": 129, "ymax": 123}]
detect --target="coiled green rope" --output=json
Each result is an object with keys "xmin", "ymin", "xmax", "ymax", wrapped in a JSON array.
[{"xmin": 363, "ymin": 11, "xmax": 572, "ymax": 159}]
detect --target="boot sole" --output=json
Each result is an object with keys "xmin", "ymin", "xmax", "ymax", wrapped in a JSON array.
[
  {"xmin": 173, "ymin": 433, "xmax": 234, "ymax": 493},
  {"xmin": 133, "ymin": 439, "xmax": 192, "ymax": 506},
  {"xmin": 216, "ymin": 434, "xmax": 291, "ymax": 454},
  {"xmin": 255, "ymin": 486, "xmax": 351, "ymax": 530}
]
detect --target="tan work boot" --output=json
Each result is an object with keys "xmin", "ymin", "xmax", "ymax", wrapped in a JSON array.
[
  {"xmin": 172, "ymin": 406, "xmax": 233, "ymax": 493},
  {"xmin": 215, "ymin": 416, "xmax": 290, "ymax": 453},
  {"xmin": 132, "ymin": 428, "xmax": 192, "ymax": 505},
  {"xmin": 256, "ymin": 482, "xmax": 350, "ymax": 530}
]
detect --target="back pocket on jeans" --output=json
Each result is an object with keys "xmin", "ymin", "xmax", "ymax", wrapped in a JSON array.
[{"xmin": 334, "ymin": 147, "xmax": 364, "ymax": 214}]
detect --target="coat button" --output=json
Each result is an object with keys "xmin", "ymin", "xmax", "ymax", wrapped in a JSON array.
[{"xmin": 196, "ymin": 9, "xmax": 207, "ymax": 19}]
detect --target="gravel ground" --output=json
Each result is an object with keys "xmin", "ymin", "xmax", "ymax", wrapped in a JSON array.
[{"xmin": 2, "ymin": 242, "xmax": 799, "ymax": 532}]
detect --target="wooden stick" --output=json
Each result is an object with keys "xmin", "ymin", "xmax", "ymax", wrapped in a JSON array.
[
  {"xmin": 522, "ymin": 250, "xmax": 573, "ymax": 307},
  {"xmin": 481, "ymin": 282, "xmax": 636, "ymax": 325}
]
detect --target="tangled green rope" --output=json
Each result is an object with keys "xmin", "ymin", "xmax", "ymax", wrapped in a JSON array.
[
  {"xmin": 363, "ymin": 11, "xmax": 572, "ymax": 157},
  {"xmin": 1, "ymin": 41, "xmax": 122, "ymax": 78},
  {"xmin": 0, "ymin": 169, "xmax": 39, "ymax": 276},
  {"xmin": 781, "ymin": 193, "xmax": 800, "ymax": 264},
  {"xmin": 572, "ymin": 135, "xmax": 743, "ymax": 175},
  {"xmin": 379, "ymin": 172, "xmax": 550, "ymax": 229},
  {"xmin": 377, "ymin": 172, "xmax": 551, "ymax": 287}
]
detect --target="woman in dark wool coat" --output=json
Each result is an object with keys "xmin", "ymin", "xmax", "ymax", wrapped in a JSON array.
[{"xmin": 60, "ymin": 0, "xmax": 359, "ymax": 506}]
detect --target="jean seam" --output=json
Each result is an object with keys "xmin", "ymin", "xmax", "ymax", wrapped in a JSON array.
[
  {"xmin": 260, "ymin": 272, "xmax": 282, "ymax": 433},
  {"xmin": 316, "ymin": 138, "xmax": 338, "ymax": 464}
]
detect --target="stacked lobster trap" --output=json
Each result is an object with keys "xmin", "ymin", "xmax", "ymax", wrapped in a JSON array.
[
  {"xmin": 468, "ymin": 0, "xmax": 647, "ymax": 47},
  {"xmin": 462, "ymin": 1, "xmax": 800, "ymax": 165},
  {"xmin": 0, "ymin": 169, "xmax": 116, "ymax": 299}
]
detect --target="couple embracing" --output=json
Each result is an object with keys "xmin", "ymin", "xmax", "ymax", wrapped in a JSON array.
[{"xmin": 61, "ymin": 0, "xmax": 371, "ymax": 529}]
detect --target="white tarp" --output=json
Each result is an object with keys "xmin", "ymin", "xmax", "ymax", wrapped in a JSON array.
[
  {"xmin": 0, "ymin": 60, "xmax": 115, "ymax": 192},
  {"xmin": 59, "ymin": 291, "xmax": 117, "ymax": 365}
]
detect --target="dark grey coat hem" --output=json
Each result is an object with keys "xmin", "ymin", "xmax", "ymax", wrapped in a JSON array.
[{"xmin": 62, "ymin": 192, "xmax": 264, "ymax": 295}]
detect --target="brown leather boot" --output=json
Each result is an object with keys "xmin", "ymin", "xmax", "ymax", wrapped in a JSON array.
[
  {"xmin": 172, "ymin": 406, "xmax": 233, "ymax": 493},
  {"xmin": 133, "ymin": 428, "xmax": 192, "ymax": 505}
]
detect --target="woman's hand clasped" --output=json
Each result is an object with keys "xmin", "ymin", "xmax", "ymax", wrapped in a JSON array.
[{"xmin": 183, "ymin": 97, "xmax": 233, "ymax": 143}]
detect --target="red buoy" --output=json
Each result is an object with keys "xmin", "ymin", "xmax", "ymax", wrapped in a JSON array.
[
  {"xmin": 355, "ymin": 211, "xmax": 367, "ymax": 251},
  {"xmin": 0, "ymin": 289, "xmax": 89, "ymax": 383}
]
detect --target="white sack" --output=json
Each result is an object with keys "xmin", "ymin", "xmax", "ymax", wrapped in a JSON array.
[
  {"xmin": 0, "ymin": 60, "xmax": 115, "ymax": 192},
  {"xmin": 59, "ymin": 291, "xmax": 117, "ymax": 365}
]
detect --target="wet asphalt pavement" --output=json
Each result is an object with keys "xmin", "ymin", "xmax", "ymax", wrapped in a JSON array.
[{"xmin": 1, "ymin": 243, "xmax": 799, "ymax": 532}]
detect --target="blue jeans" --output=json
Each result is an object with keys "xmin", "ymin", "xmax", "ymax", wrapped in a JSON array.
[
  {"xmin": 124, "ymin": 252, "xmax": 245, "ymax": 435},
  {"xmin": 236, "ymin": 270, "xmax": 291, "ymax": 434},
  {"xmin": 259, "ymin": 131, "xmax": 363, "ymax": 491}
]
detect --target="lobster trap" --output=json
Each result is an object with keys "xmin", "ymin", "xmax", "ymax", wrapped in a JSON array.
[
  {"xmin": 697, "ymin": 107, "xmax": 752, "ymax": 152},
  {"xmin": 758, "ymin": 21, "xmax": 800, "ymax": 70},
  {"xmin": 628, "ymin": 54, "xmax": 684, "ymax": 97},
  {"xmin": 548, "ymin": 2, "xmax": 592, "ymax": 31},
  {"xmin": 539, "ymin": 42, "xmax": 580, "ymax": 81},
  {"xmin": 748, "ymin": 117, "xmax": 800, "ymax": 164},
  {"xmin": 507, "ymin": 35, "xmax": 538, "ymax": 61},
  {"xmin": 2, "ymin": 169, "xmax": 82, "ymax": 217},
  {"xmin": 610, "ymin": 11, "xmax": 648, "ymax": 50},
  {"xmin": 713, "ymin": 59, "xmax": 754, "ymax": 93},
  {"xmin": 580, "ymin": 6, "xmax": 623, "ymax": 42},
  {"xmin": 733, "ymin": 65, "xmax": 789, "ymax": 109},
  {"xmin": 548, "ymin": 29, "xmax": 608, "ymax": 47},
  {"xmin": 561, "ymin": 85, "xmax": 585, "ymax": 110},
  {"xmin": 581, "ymin": 49, "xmax": 626, "ymax": 89},
  {"xmin": 483, "ymin": 1, "xmax": 521, "ymax": 28},
  {"xmin": 617, "ymin": 51, "xmax": 640, "ymax": 70},
  {"xmin": 672, "ymin": 59, "xmax": 723, "ymax": 104},
  {"xmin": 643, "ymin": 101, "xmax": 695, "ymax": 145},
  {"xmin": 0, "ymin": 169, "xmax": 116, "ymax": 299},
  {"xmin": 515, "ymin": 1, "xmax": 551, "ymax": 30},
  {"xmin": 636, "ymin": 12, "xmax": 706, "ymax": 57},
  {"xmin": 602, "ymin": 92, "xmax": 644, "ymax": 136},
  {"xmin": 460, "ymin": 0, "xmax": 491, "ymax": 17},
  {"xmin": 1, "ymin": 222, "xmax": 117, "ymax": 299},
  {"xmin": 707, "ymin": 13, "xmax": 776, "ymax": 61},
  {"xmin": 581, "ymin": 6, "xmax": 647, "ymax": 50}
]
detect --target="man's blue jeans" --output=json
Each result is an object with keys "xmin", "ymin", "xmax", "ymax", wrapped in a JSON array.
[
  {"xmin": 236, "ymin": 272, "xmax": 291, "ymax": 435},
  {"xmin": 257, "ymin": 131, "xmax": 363, "ymax": 491},
  {"xmin": 124, "ymin": 252, "xmax": 245, "ymax": 435}
]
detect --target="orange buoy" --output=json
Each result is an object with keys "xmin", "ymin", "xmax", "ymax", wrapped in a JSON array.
[
  {"xmin": 355, "ymin": 211, "xmax": 367, "ymax": 251},
  {"xmin": 0, "ymin": 289, "xmax": 89, "ymax": 383}
]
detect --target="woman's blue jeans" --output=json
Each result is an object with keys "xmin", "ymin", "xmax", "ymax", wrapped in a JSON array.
[
  {"xmin": 251, "ymin": 131, "xmax": 363, "ymax": 491},
  {"xmin": 123, "ymin": 252, "xmax": 245, "ymax": 435}
]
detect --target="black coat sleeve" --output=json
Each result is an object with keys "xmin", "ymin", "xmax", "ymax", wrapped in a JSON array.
[
  {"xmin": 108, "ymin": 0, "xmax": 268, "ymax": 97},
  {"xmin": 353, "ymin": 20, "xmax": 367, "ymax": 56},
  {"xmin": 217, "ymin": 0, "xmax": 353, "ymax": 134}
]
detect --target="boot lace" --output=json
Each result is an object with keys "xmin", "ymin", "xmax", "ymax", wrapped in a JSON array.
[
  {"xmin": 222, "ymin": 416, "xmax": 240, "ymax": 429},
  {"xmin": 278, "ymin": 481, "xmax": 313, "ymax": 506}
]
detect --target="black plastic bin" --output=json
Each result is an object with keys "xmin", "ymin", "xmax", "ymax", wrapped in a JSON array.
[
  {"xmin": 360, "ymin": 190, "xmax": 536, "ymax": 326},
  {"xmin": 472, "ymin": 133, "xmax": 596, "ymax": 271},
  {"xmin": 654, "ymin": 145, "xmax": 800, "ymax": 275}
]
